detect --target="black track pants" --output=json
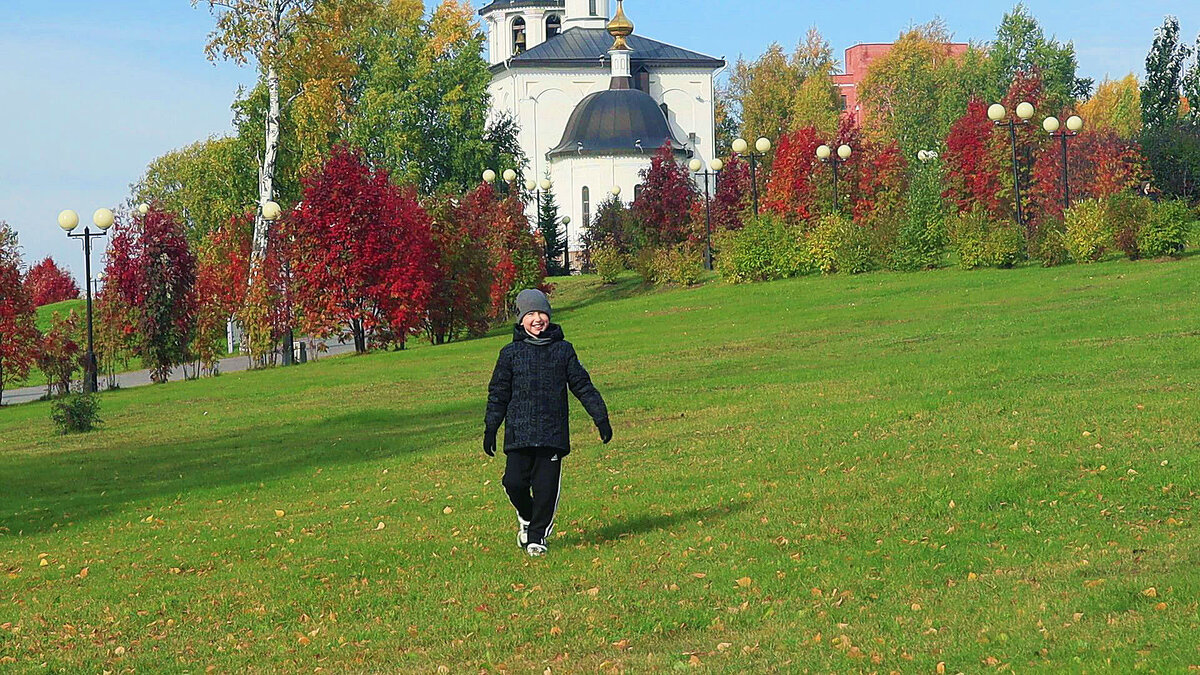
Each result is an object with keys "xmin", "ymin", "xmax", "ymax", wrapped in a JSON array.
[{"xmin": 502, "ymin": 448, "xmax": 563, "ymax": 546}]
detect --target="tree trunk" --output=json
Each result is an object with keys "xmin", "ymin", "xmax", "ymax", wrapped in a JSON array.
[{"xmin": 251, "ymin": 0, "xmax": 284, "ymax": 269}]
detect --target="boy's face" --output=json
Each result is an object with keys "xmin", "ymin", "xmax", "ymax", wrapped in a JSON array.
[{"xmin": 522, "ymin": 311, "xmax": 549, "ymax": 336}]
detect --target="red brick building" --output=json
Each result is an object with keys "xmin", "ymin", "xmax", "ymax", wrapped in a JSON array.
[{"xmin": 833, "ymin": 43, "xmax": 969, "ymax": 122}]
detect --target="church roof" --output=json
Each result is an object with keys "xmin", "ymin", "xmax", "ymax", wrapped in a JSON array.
[
  {"xmin": 491, "ymin": 28, "xmax": 724, "ymax": 72},
  {"xmin": 547, "ymin": 88, "xmax": 688, "ymax": 159},
  {"xmin": 478, "ymin": 0, "xmax": 563, "ymax": 14}
]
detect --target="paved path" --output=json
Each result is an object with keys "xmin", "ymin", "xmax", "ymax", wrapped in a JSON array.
[{"xmin": 1, "ymin": 340, "xmax": 357, "ymax": 406}]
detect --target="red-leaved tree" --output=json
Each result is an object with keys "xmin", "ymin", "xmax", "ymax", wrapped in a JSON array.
[
  {"xmin": 763, "ymin": 126, "xmax": 823, "ymax": 224},
  {"xmin": 943, "ymin": 98, "xmax": 1007, "ymax": 216},
  {"xmin": 289, "ymin": 146, "xmax": 436, "ymax": 353},
  {"xmin": 24, "ymin": 257, "xmax": 80, "ymax": 307},
  {"xmin": 1028, "ymin": 128, "xmax": 1146, "ymax": 226},
  {"xmin": 105, "ymin": 208, "xmax": 198, "ymax": 383},
  {"xmin": 486, "ymin": 193, "xmax": 548, "ymax": 322},
  {"xmin": 425, "ymin": 185, "xmax": 494, "ymax": 344},
  {"xmin": 631, "ymin": 143, "xmax": 700, "ymax": 248},
  {"xmin": 0, "ymin": 224, "xmax": 41, "ymax": 401},
  {"xmin": 193, "ymin": 213, "xmax": 254, "ymax": 372},
  {"xmin": 712, "ymin": 154, "xmax": 751, "ymax": 231},
  {"xmin": 37, "ymin": 310, "xmax": 82, "ymax": 397}
]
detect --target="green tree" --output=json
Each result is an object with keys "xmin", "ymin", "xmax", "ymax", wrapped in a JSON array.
[
  {"xmin": 132, "ymin": 137, "xmax": 258, "ymax": 245},
  {"xmin": 536, "ymin": 180, "xmax": 565, "ymax": 276},
  {"xmin": 990, "ymin": 4, "xmax": 1091, "ymax": 109},
  {"xmin": 1141, "ymin": 16, "xmax": 1191, "ymax": 131},
  {"xmin": 729, "ymin": 28, "xmax": 839, "ymax": 143},
  {"xmin": 346, "ymin": 0, "xmax": 507, "ymax": 195},
  {"xmin": 859, "ymin": 21, "xmax": 992, "ymax": 160},
  {"xmin": 1079, "ymin": 75, "xmax": 1142, "ymax": 139}
]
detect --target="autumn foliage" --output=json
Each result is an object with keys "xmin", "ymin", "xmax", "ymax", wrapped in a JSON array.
[
  {"xmin": 425, "ymin": 185, "xmax": 496, "ymax": 344},
  {"xmin": 763, "ymin": 126, "xmax": 823, "ymax": 223},
  {"xmin": 485, "ymin": 192, "xmax": 547, "ymax": 322},
  {"xmin": 0, "ymin": 225, "xmax": 41, "ymax": 400},
  {"xmin": 289, "ymin": 146, "xmax": 436, "ymax": 353},
  {"xmin": 24, "ymin": 257, "xmax": 80, "ymax": 307},
  {"xmin": 943, "ymin": 99, "xmax": 1007, "ymax": 216},
  {"xmin": 631, "ymin": 144, "xmax": 700, "ymax": 247}
]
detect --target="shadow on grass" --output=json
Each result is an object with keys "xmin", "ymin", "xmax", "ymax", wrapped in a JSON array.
[
  {"xmin": 551, "ymin": 274, "xmax": 650, "ymax": 316},
  {"xmin": 0, "ymin": 403, "xmax": 478, "ymax": 536},
  {"xmin": 557, "ymin": 501, "xmax": 749, "ymax": 548}
]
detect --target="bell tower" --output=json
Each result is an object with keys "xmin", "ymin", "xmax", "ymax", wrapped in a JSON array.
[
  {"xmin": 563, "ymin": 0, "xmax": 610, "ymax": 31},
  {"xmin": 481, "ymin": 1, "xmax": 569, "ymax": 64}
]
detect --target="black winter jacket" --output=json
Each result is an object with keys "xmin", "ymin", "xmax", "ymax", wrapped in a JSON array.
[{"xmin": 485, "ymin": 323, "xmax": 608, "ymax": 455}]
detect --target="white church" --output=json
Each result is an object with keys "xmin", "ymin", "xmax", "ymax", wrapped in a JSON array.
[{"xmin": 481, "ymin": 0, "xmax": 724, "ymax": 260}]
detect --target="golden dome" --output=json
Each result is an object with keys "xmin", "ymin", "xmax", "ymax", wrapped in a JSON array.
[{"xmin": 607, "ymin": 0, "xmax": 634, "ymax": 51}]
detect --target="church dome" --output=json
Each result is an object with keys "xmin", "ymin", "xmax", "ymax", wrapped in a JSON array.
[{"xmin": 547, "ymin": 88, "xmax": 686, "ymax": 158}]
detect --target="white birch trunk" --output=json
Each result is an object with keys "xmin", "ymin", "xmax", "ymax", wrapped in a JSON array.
[{"xmin": 251, "ymin": 0, "xmax": 284, "ymax": 267}]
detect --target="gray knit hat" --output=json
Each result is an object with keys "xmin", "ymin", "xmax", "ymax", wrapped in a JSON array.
[{"xmin": 515, "ymin": 289, "xmax": 552, "ymax": 322}]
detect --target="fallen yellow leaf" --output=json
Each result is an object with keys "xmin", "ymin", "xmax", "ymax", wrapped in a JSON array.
[
  {"xmin": 39, "ymin": 559, "xmax": 48, "ymax": 567},
  {"xmin": 716, "ymin": 642, "xmax": 732, "ymax": 651},
  {"xmin": 1142, "ymin": 587, "xmax": 1158, "ymax": 598},
  {"xmin": 375, "ymin": 522, "xmax": 385, "ymax": 531},
  {"xmin": 549, "ymin": 626, "xmax": 562, "ymax": 636},
  {"xmin": 689, "ymin": 655, "xmax": 702, "ymax": 666},
  {"xmin": 1154, "ymin": 602, "xmax": 1167, "ymax": 611},
  {"xmin": 736, "ymin": 576, "xmax": 752, "ymax": 588},
  {"xmin": 77, "ymin": 567, "xmax": 89, "ymax": 579},
  {"xmin": 443, "ymin": 506, "xmax": 453, "ymax": 514},
  {"xmin": 911, "ymin": 603, "xmax": 922, "ymax": 611},
  {"xmin": 936, "ymin": 662, "xmax": 946, "ymax": 674}
]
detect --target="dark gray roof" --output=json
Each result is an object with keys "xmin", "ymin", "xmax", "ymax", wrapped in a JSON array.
[
  {"xmin": 548, "ymin": 88, "xmax": 688, "ymax": 158},
  {"xmin": 491, "ymin": 28, "xmax": 724, "ymax": 72},
  {"xmin": 478, "ymin": 0, "xmax": 563, "ymax": 15}
]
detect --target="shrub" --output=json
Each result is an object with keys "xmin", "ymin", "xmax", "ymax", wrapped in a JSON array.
[
  {"xmin": 591, "ymin": 245, "xmax": 625, "ymax": 284},
  {"xmin": 949, "ymin": 208, "xmax": 991, "ymax": 270},
  {"xmin": 1063, "ymin": 198, "xmax": 1112, "ymax": 263},
  {"xmin": 1137, "ymin": 200, "xmax": 1192, "ymax": 258},
  {"xmin": 891, "ymin": 161, "xmax": 947, "ymax": 271},
  {"xmin": 630, "ymin": 247, "xmax": 659, "ymax": 284},
  {"xmin": 808, "ymin": 213, "xmax": 874, "ymax": 275},
  {"xmin": 51, "ymin": 391, "xmax": 101, "ymax": 434},
  {"xmin": 1106, "ymin": 192, "xmax": 1151, "ymax": 260},
  {"xmin": 714, "ymin": 213, "xmax": 808, "ymax": 283},
  {"xmin": 653, "ymin": 244, "xmax": 704, "ymax": 286},
  {"xmin": 1031, "ymin": 218, "xmax": 1070, "ymax": 267},
  {"xmin": 987, "ymin": 226, "xmax": 1026, "ymax": 269}
]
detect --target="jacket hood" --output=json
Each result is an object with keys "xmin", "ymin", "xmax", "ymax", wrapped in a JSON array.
[{"xmin": 513, "ymin": 323, "xmax": 565, "ymax": 343}]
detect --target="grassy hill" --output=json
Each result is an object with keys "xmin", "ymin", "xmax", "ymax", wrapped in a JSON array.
[
  {"xmin": 1, "ymin": 259, "xmax": 1197, "ymax": 672},
  {"xmin": 35, "ymin": 298, "xmax": 86, "ymax": 332}
]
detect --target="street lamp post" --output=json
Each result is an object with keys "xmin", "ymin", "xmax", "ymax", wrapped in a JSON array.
[
  {"xmin": 482, "ymin": 168, "xmax": 519, "ymax": 193},
  {"xmin": 59, "ymin": 208, "xmax": 114, "ymax": 393},
  {"xmin": 689, "ymin": 157, "xmax": 724, "ymax": 270},
  {"xmin": 560, "ymin": 215, "xmax": 571, "ymax": 274},
  {"xmin": 1043, "ymin": 115, "xmax": 1084, "ymax": 211},
  {"xmin": 260, "ymin": 200, "xmax": 291, "ymax": 366},
  {"xmin": 732, "ymin": 137, "xmax": 771, "ymax": 215},
  {"xmin": 815, "ymin": 144, "xmax": 853, "ymax": 213},
  {"xmin": 989, "ymin": 101, "xmax": 1036, "ymax": 228}
]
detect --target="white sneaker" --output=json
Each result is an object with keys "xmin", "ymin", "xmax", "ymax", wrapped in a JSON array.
[
  {"xmin": 526, "ymin": 543, "xmax": 547, "ymax": 557},
  {"xmin": 517, "ymin": 517, "xmax": 530, "ymax": 548}
]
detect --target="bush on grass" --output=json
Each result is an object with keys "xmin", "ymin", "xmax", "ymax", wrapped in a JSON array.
[
  {"xmin": 652, "ymin": 244, "xmax": 704, "ymax": 286},
  {"xmin": 51, "ymin": 391, "xmax": 101, "ymax": 435},
  {"xmin": 1063, "ymin": 198, "xmax": 1111, "ymax": 263},
  {"xmin": 591, "ymin": 245, "xmax": 625, "ymax": 284},
  {"xmin": 1137, "ymin": 200, "xmax": 1192, "ymax": 258},
  {"xmin": 714, "ymin": 213, "xmax": 809, "ymax": 283}
]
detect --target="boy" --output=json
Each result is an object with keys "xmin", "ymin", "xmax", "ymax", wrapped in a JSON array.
[{"xmin": 484, "ymin": 288, "xmax": 612, "ymax": 557}]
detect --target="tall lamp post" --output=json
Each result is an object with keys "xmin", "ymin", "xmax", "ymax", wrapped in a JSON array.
[
  {"xmin": 816, "ymin": 144, "xmax": 853, "ymax": 212},
  {"xmin": 732, "ymin": 137, "xmax": 771, "ymax": 215},
  {"xmin": 689, "ymin": 156, "xmax": 724, "ymax": 270},
  {"xmin": 59, "ymin": 207, "xmax": 114, "ymax": 393},
  {"xmin": 260, "ymin": 200, "xmax": 292, "ymax": 366},
  {"xmin": 1043, "ymin": 114, "xmax": 1083, "ymax": 211},
  {"xmin": 988, "ymin": 101, "xmax": 1035, "ymax": 228}
]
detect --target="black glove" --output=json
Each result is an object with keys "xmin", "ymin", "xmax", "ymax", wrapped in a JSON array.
[
  {"xmin": 597, "ymin": 418, "xmax": 613, "ymax": 444},
  {"xmin": 484, "ymin": 428, "xmax": 498, "ymax": 457}
]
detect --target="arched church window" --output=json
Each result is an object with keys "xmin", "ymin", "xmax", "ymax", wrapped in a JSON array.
[
  {"xmin": 512, "ymin": 17, "xmax": 527, "ymax": 55},
  {"xmin": 582, "ymin": 187, "xmax": 591, "ymax": 228},
  {"xmin": 634, "ymin": 184, "xmax": 643, "ymax": 201},
  {"xmin": 589, "ymin": 0, "xmax": 597, "ymax": 16},
  {"xmin": 546, "ymin": 14, "xmax": 561, "ymax": 39}
]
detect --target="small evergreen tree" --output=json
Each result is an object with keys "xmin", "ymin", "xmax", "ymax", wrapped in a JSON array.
[{"xmin": 536, "ymin": 179, "xmax": 566, "ymax": 276}]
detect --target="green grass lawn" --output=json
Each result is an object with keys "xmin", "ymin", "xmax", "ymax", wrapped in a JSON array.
[{"xmin": 2, "ymin": 258, "xmax": 1198, "ymax": 672}]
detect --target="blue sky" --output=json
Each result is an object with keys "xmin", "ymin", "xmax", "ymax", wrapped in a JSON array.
[{"xmin": 2, "ymin": 0, "xmax": 1197, "ymax": 284}]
